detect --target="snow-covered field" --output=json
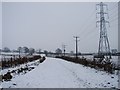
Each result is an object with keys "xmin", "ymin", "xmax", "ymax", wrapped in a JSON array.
[
  {"xmin": 0, "ymin": 52, "xmax": 44, "ymax": 61},
  {"xmin": 82, "ymin": 55, "xmax": 118, "ymax": 65},
  {"xmin": 0, "ymin": 52, "xmax": 22, "ymax": 61},
  {"xmin": 1, "ymin": 57, "xmax": 118, "ymax": 88}
]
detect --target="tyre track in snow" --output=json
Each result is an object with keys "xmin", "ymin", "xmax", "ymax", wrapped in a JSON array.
[{"xmin": 59, "ymin": 60, "xmax": 91, "ymax": 88}]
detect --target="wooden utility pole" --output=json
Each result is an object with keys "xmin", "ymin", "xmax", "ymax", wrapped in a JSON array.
[
  {"xmin": 62, "ymin": 44, "xmax": 67, "ymax": 56},
  {"xmin": 73, "ymin": 36, "xmax": 79, "ymax": 59}
]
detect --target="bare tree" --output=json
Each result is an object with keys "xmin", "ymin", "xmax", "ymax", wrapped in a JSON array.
[
  {"xmin": 23, "ymin": 47, "xmax": 29, "ymax": 55},
  {"xmin": 3, "ymin": 47, "xmax": 11, "ymax": 52},
  {"xmin": 29, "ymin": 48, "xmax": 35, "ymax": 55},
  {"xmin": 55, "ymin": 48, "xmax": 62, "ymax": 54},
  {"xmin": 17, "ymin": 47, "xmax": 22, "ymax": 57}
]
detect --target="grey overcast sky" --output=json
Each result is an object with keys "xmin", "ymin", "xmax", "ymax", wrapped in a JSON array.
[
  {"xmin": 2, "ymin": 2, "xmax": 118, "ymax": 53},
  {"xmin": 0, "ymin": 2, "xmax": 2, "ymax": 49}
]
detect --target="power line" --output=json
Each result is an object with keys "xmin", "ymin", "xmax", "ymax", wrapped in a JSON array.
[
  {"xmin": 80, "ymin": 25, "xmax": 96, "ymax": 40},
  {"xmin": 78, "ymin": 3, "xmax": 117, "ymax": 40},
  {"xmin": 78, "ymin": 17, "xmax": 96, "ymax": 39},
  {"xmin": 80, "ymin": 26, "xmax": 97, "ymax": 42},
  {"xmin": 108, "ymin": 3, "xmax": 118, "ymax": 12},
  {"xmin": 109, "ymin": 13, "xmax": 118, "ymax": 18},
  {"xmin": 78, "ymin": 8, "xmax": 96, "ymax": 36},
  {"xmin": 110, "ymin": 15, "xmax": 119, "ymax": 22},
  {"xmin": 76, "ymin": 3, "xmax": 118, "ymax": 55},
  {"xmin": 108, "ymin": 4, "xmax": 118, "ymax": 20}
]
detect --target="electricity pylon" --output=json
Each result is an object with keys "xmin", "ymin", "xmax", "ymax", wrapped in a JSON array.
[{"xmin": 96, "ymin": 2, "xmax": 111, "ymax": 60}]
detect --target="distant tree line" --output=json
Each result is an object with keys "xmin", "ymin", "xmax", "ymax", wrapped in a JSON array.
[
  {"xmin": 1, "ymin": 46, "xmax": 36, "ymax": 55},
  {"xmin": 0, "ymin": 46, "xmax": 74, "ymax": 56}
]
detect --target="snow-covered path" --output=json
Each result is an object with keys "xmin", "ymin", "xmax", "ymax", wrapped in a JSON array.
[{"xmin": 2, "ymin": 57, "xmax": 118, "ymax": 88}]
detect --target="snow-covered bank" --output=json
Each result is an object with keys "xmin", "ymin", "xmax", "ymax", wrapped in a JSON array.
[
  {"xmin": 1, "ymin": 57, "xmax": 118, "ymax": 88},
  {"xmin": 82, "ymin": 55, "xmax": 118, "ymax": 65}
]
